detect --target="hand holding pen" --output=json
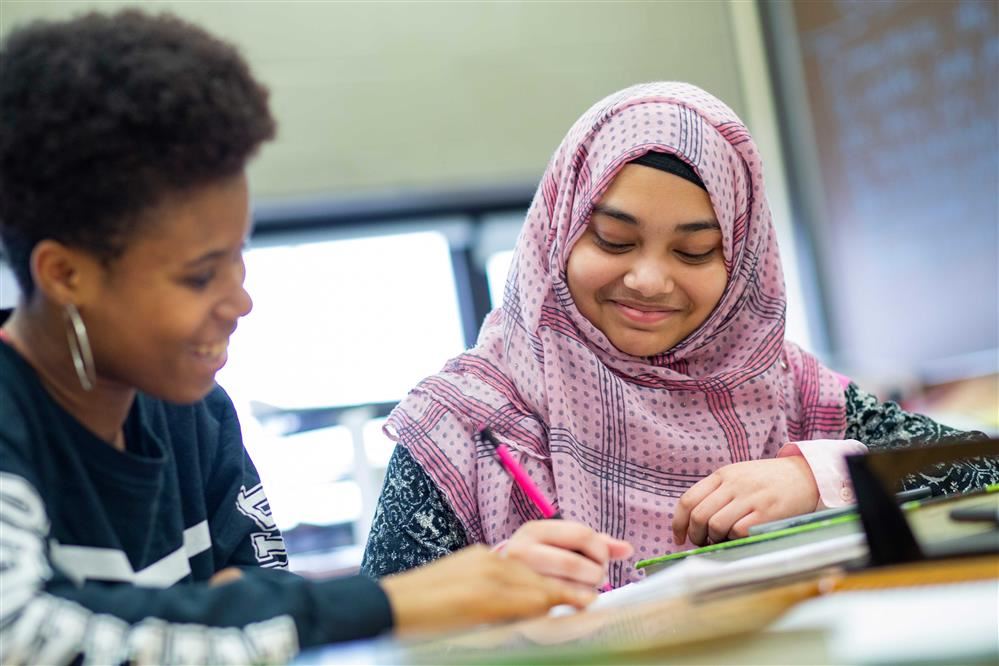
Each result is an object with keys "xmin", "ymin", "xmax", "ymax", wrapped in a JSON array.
[{"xmin": 480, "ymin": 427, "xmax": 634, "ymax": 592}]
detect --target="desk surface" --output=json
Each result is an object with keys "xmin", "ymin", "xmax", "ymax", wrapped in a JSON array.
[
  {"xmin": 297, "ymin": 579, "xmax": 829, "ymax": 665},
  {"xmin": 296, "ymin": 556, "xmax": 999, "ymax": 666},
  {"xmin": 297, "ymin": 628, "xmax": 833, "ymax": 665}
]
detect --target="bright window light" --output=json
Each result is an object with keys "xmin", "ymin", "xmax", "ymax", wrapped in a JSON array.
[
  {"xmin": 217, "ymin": 230, "xmax": 465, "ymax": 535},
  {"xmin": 362, "ymin": 417, "xmax": 396, "ymax": 469},
  {"xmin": 219, "ymin": 231, "xmax": 464, "ymax": 410},
  {"xmin": 486, "ymin": 249, "xmax": 514, "ymax": 308}
]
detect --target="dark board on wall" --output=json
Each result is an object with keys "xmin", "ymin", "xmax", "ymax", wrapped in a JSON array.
[{"xmin": 765, "ymin": 0, "xmax": 997, "ymax": 375}]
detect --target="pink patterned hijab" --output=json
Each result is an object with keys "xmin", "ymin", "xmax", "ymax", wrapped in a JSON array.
[{"xmin": 385, "ymin": 82, "xmax": 846, "ymax": 585}]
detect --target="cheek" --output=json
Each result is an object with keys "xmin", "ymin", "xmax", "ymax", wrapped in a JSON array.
[
  {"xmin": 81, "ymin": 286, "xmax": 145, "ymax": 343},
  {"xmin": 695, "ymin": 265, "xmax": 728, "ymax": 311},
  {"xmin": 566, "ymin": 245, "xmax": 616, "ymax": 299},
  {"xmin": 565, "ymin": 248, "xmax": 587, "ymax": 302},
  {"xmin": 89, "ymin": 285, "xmax": 205, "ymax": 354}
]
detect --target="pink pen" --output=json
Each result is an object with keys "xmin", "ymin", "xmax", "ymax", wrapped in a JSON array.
[
  {"xmin": 481, "ymin": 427, "xmax": 559, "ymax": 518},
  {"xmin": 479, "ymin": 426, "xmax": 613, "ymax": 592}
]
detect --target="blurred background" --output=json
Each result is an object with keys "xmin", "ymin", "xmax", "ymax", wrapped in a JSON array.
[{"xmin": 1, "ymin": 0, "xmax": 995, "ymax": 576}]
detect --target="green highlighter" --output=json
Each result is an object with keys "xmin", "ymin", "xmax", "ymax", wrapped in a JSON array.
[{"xmin": 636, "ymin": 512, "xmax": 860, "ymax": 570}]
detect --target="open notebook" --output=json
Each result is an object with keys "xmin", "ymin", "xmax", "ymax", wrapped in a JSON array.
[{"xmin": 551, "ymin": 531, "xmax": 867, "ymax": 616}]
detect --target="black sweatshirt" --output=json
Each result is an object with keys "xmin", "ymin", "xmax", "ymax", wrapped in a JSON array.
[{"xmin": 0, "ymin": 316, "xmax": 393, "ymax": 664}]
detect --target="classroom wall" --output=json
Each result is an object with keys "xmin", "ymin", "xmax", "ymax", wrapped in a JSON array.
[
  {"xmin": 768, "ymin": 0, "xmax": 998, "ymax": 376},
  {"xmin": 0, "ymin": 0, "xmax": 749, "ymax": 200},
  {"xmin": 0, "ymin": 1, "xmax": 813, "ymax": 348}
]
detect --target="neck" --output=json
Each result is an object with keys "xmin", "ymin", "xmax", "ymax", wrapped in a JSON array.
[{"xmin": 3, "ymin": 302, "xmax": 134, "ymax": 450}]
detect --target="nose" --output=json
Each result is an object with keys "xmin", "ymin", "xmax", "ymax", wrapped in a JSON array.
[
  {"xmin": 216, "ymin": 264, "xmax": 253, "ymax": 324},
  {"xmin": 234, "ymin": 284, "xmax": 253, "ymax": 318},
  {"xmin": 622, "ymin": 255, "xmax": 675, "ymax": 298}
]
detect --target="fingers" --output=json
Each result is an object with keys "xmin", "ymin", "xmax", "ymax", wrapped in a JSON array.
[
  {"xmin": 494, "ymin": 555, "xmax": 596, "ymax": 614},
  {"xmin": 538, "ymin": 575, "xmax": 598, "ymax": 610},
  {"xmin": 383, "ymin": 545, "xmax": 590, "ymax": 634},
  {"xmin": 704, "ymin": 500, "xmax": 753, "ymax": 545},
  {"xmin": 510, "ymin": 520, "xmax": 612, "ymax": 565},
  {"xmin": 384, "ymin": 541, "xmax": 608, "ymax": 637},
  {"xmin": 507, "ymin": 542, "xmax": 606, "ymax": 587},
  {"xmin": 506, "ymin": 520, "xmax": 635, "ymax": 587},
  {"xmin": 672, "ymin": 474, "xmax": 721, "ymax": 544},
  {"xmin": 686, "ymin": 489, "xmax": 735, "ymax": 546},
  {"xmin": 729, "ymin": 511, "xmax": 762, "ymax": 540}
]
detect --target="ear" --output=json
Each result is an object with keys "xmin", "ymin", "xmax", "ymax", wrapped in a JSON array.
[{"xmin": 30, "ymin": 240, "xmax": 104, "ymax": 307}]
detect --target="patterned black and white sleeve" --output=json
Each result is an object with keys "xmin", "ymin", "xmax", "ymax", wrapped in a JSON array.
[
  {"xmin": 0, "ymin": 469, "xmax": 396, "ymax": 664},
  {"xmin": 844, "ymin": 383, "xmax": 999, "ymax": 495},
  {"xmin": 361, "ymin": 445, "xmax": 469, "ymax": 578}
]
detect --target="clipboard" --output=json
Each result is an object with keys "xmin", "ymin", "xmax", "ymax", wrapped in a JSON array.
[{"xmin": 846, "ymin": 437, "xmax": 999, "ymax": 566}]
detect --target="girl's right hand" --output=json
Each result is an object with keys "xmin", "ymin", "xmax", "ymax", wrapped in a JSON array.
[
  {"xmin": 502, "ymin": 520, "xmax": 634, "ymax": 591},
  {"xmin": 380, "ymin": 544, "xmax": 595, "ymax": 636}
]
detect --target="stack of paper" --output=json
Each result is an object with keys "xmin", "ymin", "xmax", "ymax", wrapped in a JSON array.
[{"xmin": 554, "ymin": 532, "xmax": 867, "ymax": 615}]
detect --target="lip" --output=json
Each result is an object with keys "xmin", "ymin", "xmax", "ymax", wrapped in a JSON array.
[
  {"xmin": 190, "ymin": 339, "xmax": 229, "ymax": 374},
  {"xmin": 611, "ymin": 301, "xmax": 679, "ymax": 325}
]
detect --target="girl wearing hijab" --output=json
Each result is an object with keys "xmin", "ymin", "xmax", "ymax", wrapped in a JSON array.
[{"xmin": 362, "ymin": 82, "xmax": 995, "ymax": 587}]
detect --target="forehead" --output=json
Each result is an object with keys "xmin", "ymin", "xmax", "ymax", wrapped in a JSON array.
[
  {"xmin": 576, "ymin": 99, "xmax": 748, "ymax": 225},
  {"xmin": 120, "ymin": 175, "xmax": 250, "ymax": 263},
  {"xmin": 597, "ymin": 165, "xmax": 718, "ymax": 224}
]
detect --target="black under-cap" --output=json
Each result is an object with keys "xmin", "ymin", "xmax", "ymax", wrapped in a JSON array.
[{"xmin": 629, "ymin": 151, "xmax": 706, "ymax": 191}]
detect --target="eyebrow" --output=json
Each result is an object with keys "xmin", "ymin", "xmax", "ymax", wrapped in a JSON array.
[
  {"xmin": 592, "ymin": 203, "xmax": 639, "ymax": 225},
  {"xmin": 182, "ymin": 234, "xmax": 251, "ymax": 268},
  {"xmin": 183, "ymin": 249, "xmax": 229, "ymax": 268},
  {"xmin": 675, "ymin": 220, "xmax": 721, "ymax": 233},
  {"xmin": 591, "ymin": 204, "xmax": 721, "ymax": 233}
]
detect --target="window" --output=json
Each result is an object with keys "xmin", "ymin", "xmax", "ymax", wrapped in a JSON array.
[
  {"xmin": 0, "ymin": 261, "xmax": 18, "ymax": 309},
  {"xmin": 486, "ymin": 250, "xmax": 514, "ymax": 308},
  {"xmin": 216, "ymin": 229, "xmax": 469, "ymax": 571},
  {"xmin": 219, "ymin": 231, "xmax": 465, "ymax": 410}
]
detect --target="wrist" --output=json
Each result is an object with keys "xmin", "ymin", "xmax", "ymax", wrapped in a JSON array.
[
  {"xmin": 787, "ymin": 454, "xmax": 820, "ymax": 510},
  {"xmin": 781, "ymin": 439, "xmax": 867, "ymax": 509},
  {"xmin": 380, "ymin": 574, "xmax": 424, "ymax": 636}
]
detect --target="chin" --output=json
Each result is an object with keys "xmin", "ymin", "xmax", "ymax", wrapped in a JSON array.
[
  {"xmin": 609, "ymin": 335, "xmax": 673, "ymax": 358},
  {"xmin": 156, "ymin": 381, "xmax": 217, "ymax": 405}
]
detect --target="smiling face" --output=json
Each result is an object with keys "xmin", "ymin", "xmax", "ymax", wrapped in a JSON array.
[
  {"xmin": 76, "ymin": 173, "xmax": 254, "ymax": 404},
  {"xmin": 566, "ymin": 163, "xmax": 728, "ymax": 357}
]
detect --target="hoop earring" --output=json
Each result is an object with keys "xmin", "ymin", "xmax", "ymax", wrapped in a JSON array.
[{"xmin": 63, "ymin": 303, "xmax": 97, "ymax": 391}]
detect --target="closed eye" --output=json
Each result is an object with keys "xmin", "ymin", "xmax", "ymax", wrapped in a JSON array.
[
  {"xmin": 675, "ymin": 248, "xmax": 716, "ymax": 263},
  {"xmin": 182, "ymin": 271, "xmax": 217, "ymax": 290},
  {"xmin": 592, "ymin": 233, "xmax": 633, "ymax": 253}
]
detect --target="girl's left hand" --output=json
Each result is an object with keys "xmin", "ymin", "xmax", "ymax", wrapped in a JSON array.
[{"xmin": 671, "ymin": 457, "xmax": 819, "ymax": 547}]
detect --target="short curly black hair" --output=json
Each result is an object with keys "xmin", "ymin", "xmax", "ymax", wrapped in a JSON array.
[{"xmin": 0, "ymin": 10, "xmax": 276, "ymax": 296}]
